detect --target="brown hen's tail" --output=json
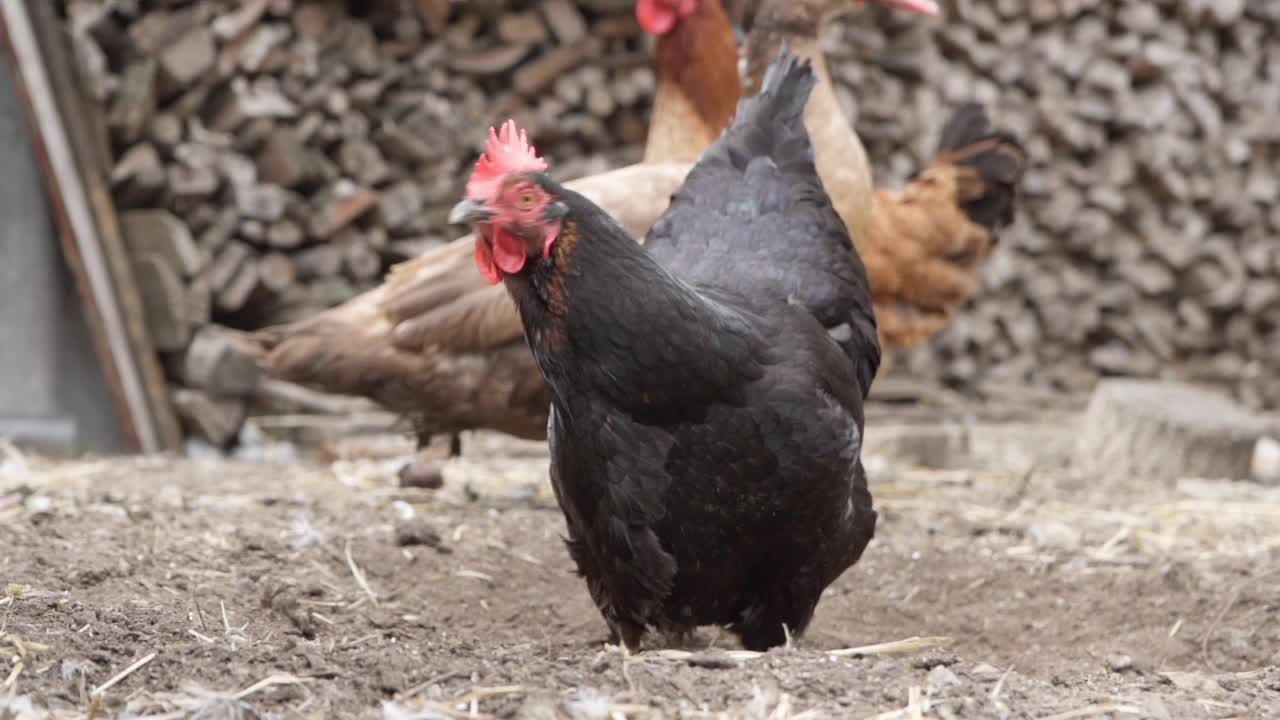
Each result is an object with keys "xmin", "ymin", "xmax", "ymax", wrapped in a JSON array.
[
  {"xmin": 863, "ymin": 104, "xmax": 1027, "ymax": 354},
  {"xmin": 924, "ymin": 103, "xmax": 1027, "ymax": 234}
]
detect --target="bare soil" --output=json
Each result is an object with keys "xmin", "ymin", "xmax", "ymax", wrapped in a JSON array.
[{"xmin": 1, "ymin": 425, "xmax": 1278, "ymax": 719}]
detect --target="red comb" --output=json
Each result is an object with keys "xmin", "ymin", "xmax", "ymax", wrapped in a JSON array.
[{"xmin": 464, "ymin": 120, "xmax": 549, "ymax": 200}]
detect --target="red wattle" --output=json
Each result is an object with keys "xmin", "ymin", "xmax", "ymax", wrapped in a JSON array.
[
  {"xmin": 474, "ymin": 236, "xmax": 501, "ymax": 284},
  {"xmin": 491, "ymin": 227, "xmax": 527, "ymax": 275}
]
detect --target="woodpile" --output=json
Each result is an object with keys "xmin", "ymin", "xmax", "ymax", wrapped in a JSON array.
[
  {"xmin": 56, "ymin": 0, "xmax": 1280, "ymax": 447},
  {"xmin": 61, "ymin": 0, "xmax": 654, "ymax": 446},
  {"xmin": 840, "ymin": 3, "xmax": 1280, "ymax": 411}
]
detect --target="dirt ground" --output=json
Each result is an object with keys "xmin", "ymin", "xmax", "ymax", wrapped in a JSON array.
[{"xmin": 1, "ymin": 418, "xmax": 1278, "ymax": 719}]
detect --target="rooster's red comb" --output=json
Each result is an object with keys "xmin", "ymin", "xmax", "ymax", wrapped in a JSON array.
[{"xmin": 464, "ymin": 120, "xmax": 549, "ymax": 200}]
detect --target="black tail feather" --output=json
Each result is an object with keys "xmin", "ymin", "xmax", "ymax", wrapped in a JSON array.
[
  {"xmin": 732, "ymin": 45, "xmax": 816, "ymax": 141},
  {"xmin": 931, "ymin": 103, "xmax": 1028, "ymax": 231}
]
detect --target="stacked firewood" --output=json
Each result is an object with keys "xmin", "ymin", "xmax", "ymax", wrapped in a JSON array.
[
  {"xmin": 64, "ymin": 0, "xmax": 655, "ymax": 445},
  {"xmin": 59, "ymin": 0, "xmax": 1280, "ymax": 447},
  {"xmin": 839, "ymin": 2, "xmax": 1280, "ymax": 410}
]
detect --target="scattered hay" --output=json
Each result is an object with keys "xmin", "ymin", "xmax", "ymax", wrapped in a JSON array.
[
  {"xmin": 2, "ymin": 442, "xmax": 1277, "ymax": 718},
  {"xmin": 89, "ymin": 651, "xmax": 155, "ymax": 697},
  {"xmin": 827, "ymin": 636, "xmax": 954, "ymax": 659},
  {"xmin": 875, "ymin": 467, "xmax": 1280, "ymax": 568},
  {"xmin": 119, "ymin": 673, "xmax": 313, "ymax": 720},
  {"xmin": 345, "ymin": 539, "xmax": 380, "ymax": 606}
]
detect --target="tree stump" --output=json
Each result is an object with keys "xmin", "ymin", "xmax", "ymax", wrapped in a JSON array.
[{"xmin": 1075, "ymin": 379, "xmax": 1268, "ymax": 483}]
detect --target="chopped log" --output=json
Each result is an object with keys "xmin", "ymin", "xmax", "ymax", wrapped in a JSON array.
[
  {"xmin": 210, "ymin": 78, "xmax": 297, "ymax": 133},
  {"xmin": 257, "ymin": 251, "xmax": 297, "ymax": 295},
  {"xmin": 118, "ymin": 209, "xmax": 206, "ymax": 277},
  {"xmin": 110, "ymin": 142, "xmax": 165, "ymax": 208},
  {"xmin": 1183, "ymin": 236, "xmax": 1247, "ymax": 310},
  {"xmin": 309, "ymin": 185, "xmax": 378, "ymax": 240},
  {"xmin": 376, "ymin": 180, "xmax": 422, "ymax": 232},
  {"xmin": 513, "ymin": 38, "xmax": 596, "ymax": 96},
  {"xmin": 128, "ymin": 7, "xmax": 198, "ymax": 55},
  {"xmin": 412, "ymin": 0, "xmax": 451, "ymax": 34},
  {"xmin": 446, "ymin": 43, "xmax": 531, "ymax": 76},
  {"xmin": 212, "ymin": 0, "xmax": 271, "ymax": 41},
  {"xmin": 107, "ymin": 57, "xmax": 157, "ymax": 145},
  {"xmin": 339, "ymin": 230, "xmax": 382, "ymax": 282},
  {"xmin": 238, "ymin": 219, "xmax": 265, "ymax": 244},
  {"xmin": 216, "ymin": 259, "xmax": 260, "ymax": 313},
  {"xmin": 209, "ymin": 240, "xmax": 252, "ymax": 293},
  {"xmin": 147, "ymin": 111, "xmax": 183, "ymax": 148},
  {"xmin": 305, "ymin": 276, "xmax": 357, "ymax": 307},
  {"xmin": 167, "ymin": 157, "xmax": 220, "ymax": 200},
  {"xmin": 258, "ymin": 127, "xmax": 317, "ymax": 189},
  {"xmin": 157, "ymin": 27, "xmax": 216, "ymax": 97},
  {"xmin": 172, "ymin": 387, "xmax": 246, "ymax": 447},
  {"xmin": 498, "ymin": 11, "xmax": 548, "ymax": 45},
  {"xmin": 365, "ymin": 225, "xmax": 389, "ymax": 252},
  {"xmin": 542, "ymin": 0, "xmax": 588, "ymax": 45},
  {"xmin": 174, "ymin": 325, "xmax": 262, "ymax": 396},
  {"xmin": 374, "ymin": 122, "xmax": 442, "ymax": 165},
  {"xmin": 337, "ymin": 139, "xmax": 390, "ymax": 187},
  {"xmin": 227, "ymin": 23, "xmax": 288, "ymax": 74},
  {"xmin": 265, "ymin": 219, "xmax": 305, "ymax": 250},
  {"xmin": 1074, "ymin": 379, "xmax": 1269, "ymax": 483},
  {"xmin": 292, "ymin": 244, "xmax": 344, "ymax": 280},
  {"xmin": 235, "ymin": 183, "xmax": 290, "ymax": 222},
  {"xmin": 131, "ymin": 253, "xmax": 191, "ymax": 352},
  {"xmin": 187, "ymin": 270, "xmax": 213, "ymax": 327}
]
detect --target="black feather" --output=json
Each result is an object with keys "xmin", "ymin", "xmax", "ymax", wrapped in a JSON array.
[
  {"xmin": 733, "ymin": 42, "xmax": 816, "ymax": 138},
  {"xmin": 933, "ymin": 102, "xmax": 990, "ymax": 156},
  {"xmin": 926, "ymin": 103, "xmax": 1028, "ymax": 232},
  {"xmin": 646, "ymin": 46, "xmax": 880, "ymax": 395}
]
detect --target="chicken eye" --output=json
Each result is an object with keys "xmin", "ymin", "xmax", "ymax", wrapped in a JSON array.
[{"xmin": 518, "ymin": 193, "xmax": 538, "ymax": 209}]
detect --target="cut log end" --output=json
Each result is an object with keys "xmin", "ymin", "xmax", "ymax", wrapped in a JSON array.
[
  {"xmin": 172, "ymin": 388, "xmax": 246, "ymax": 447},
  {"xmin": 1074, "ymin": 379, "xmax": 1268, "ymax": 483}
]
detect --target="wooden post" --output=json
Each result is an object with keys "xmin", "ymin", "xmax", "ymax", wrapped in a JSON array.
[{"xmin": 0, "ymin": 0, "xmax": 182, "ymax": 452}]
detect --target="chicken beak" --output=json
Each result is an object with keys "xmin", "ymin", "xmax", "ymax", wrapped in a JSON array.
[
  {"xmin": 448, "ymin": 198, "xmax": 496, "ymax": 225},
  {"xmin": 869, "ymin": 0, "xmax": 940, "ymax": 15}
]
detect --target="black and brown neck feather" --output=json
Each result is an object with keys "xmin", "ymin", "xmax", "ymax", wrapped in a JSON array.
[{"xmin": 500, "ymin": 182, "xmax": 765, "ymax": 422}]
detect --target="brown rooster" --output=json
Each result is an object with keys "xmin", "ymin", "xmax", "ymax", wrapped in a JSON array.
[{"xmin": 257, "ymin": 0, "xmax": 1024, "ymax": 451}]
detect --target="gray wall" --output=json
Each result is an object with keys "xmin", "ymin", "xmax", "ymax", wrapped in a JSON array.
[{"xmin": 0, "ymin": 54, "xmax": 124, "ymax": 453}]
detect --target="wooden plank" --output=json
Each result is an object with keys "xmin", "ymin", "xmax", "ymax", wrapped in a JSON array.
[{"xmin": 0, "ymin": 0, "xmax": 182, "ymax": 452}]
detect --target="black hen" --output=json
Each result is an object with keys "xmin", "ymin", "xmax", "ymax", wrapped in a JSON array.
[{"xmin": 448, "ymin": 48, "xmax": 879, "ymax": 651}]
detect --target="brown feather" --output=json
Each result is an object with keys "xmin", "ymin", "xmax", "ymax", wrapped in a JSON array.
[
  {"xmin": 866, "ymin": 104, "xmax": 1027, "ymax": 350},
  {"xmin": 645, "ymin": 0, "xmax": 741, "ymax": 163}
]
